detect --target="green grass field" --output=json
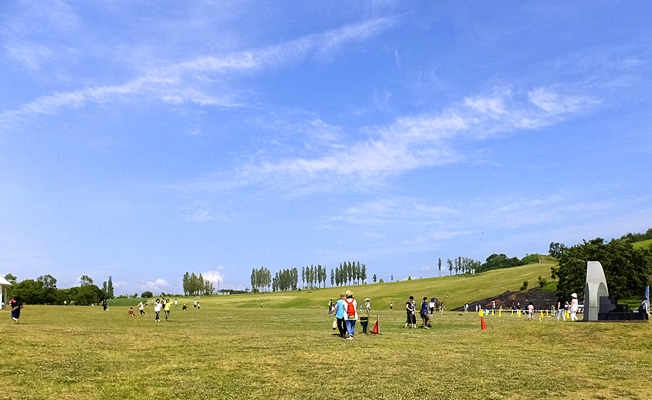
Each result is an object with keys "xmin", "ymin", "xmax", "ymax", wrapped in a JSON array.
[{"xmin": 2, "ymin": 264, "xmax": 651, "ymax": 400}]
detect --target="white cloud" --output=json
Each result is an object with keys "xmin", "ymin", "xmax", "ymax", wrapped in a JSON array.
[
  {"xmin": 1, "ymin": 18, "xmax": 395, "ymax": 128},
  {"xmin": 140, "ymin": 279, "xmax": 169, "ymax": 293},
  {"xmin": 235, "ymin": 85, "xmax": 598, "ymax": 191},
  {"xmin": 5, "ymin": 42, "xmax": 53, "ymax": 70},
  {"xmin": 528, "ymin": 87, "xmax": 596, "ymax": 114},
  {"xmin": 202, "ymin": 270, "xmax": 224, "ymax": 285},
  {"xmin": 337, "ymin": 198, "xmax": 457, "ymax": 225}
]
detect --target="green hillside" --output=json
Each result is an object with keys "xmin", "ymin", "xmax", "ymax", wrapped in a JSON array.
[
  {"xmin": 633, "ymin": 238, "xmax": 652, "ymax": 249},
  {"xmin": 145, "ymin": 262, "xmax": 556, "ymax": 310}
]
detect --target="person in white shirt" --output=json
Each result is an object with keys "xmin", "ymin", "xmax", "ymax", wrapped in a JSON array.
[
  {"xmin": 570, "ymin": 293, "xmax": 579, "ymax": 321},
  {"xmin": 154, "ymin": 300, "xmax": 162, "ymax": 322},
  {"xmin": 343, "ymin": 290, "xmax": 358, "ymax": 340}
]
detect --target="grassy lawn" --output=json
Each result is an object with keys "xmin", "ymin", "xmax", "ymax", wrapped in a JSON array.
[{"xmin": 1, "ymin": 303, "xmax": 651, "ymax": 400}]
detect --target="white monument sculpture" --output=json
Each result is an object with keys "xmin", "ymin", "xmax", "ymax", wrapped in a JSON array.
[{"xmin": 584, "ymin": 261, "xmax": 610, "ymax": 321}]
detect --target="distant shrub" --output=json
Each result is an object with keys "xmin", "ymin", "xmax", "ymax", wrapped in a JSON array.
[
  {"xmin": 537, "ymin": 275, "xmax": 548, "ymax": 288},
  {"xmin": 520, "ymin": 281, "xmax": 529, "ymax": 291},
  {"xmin": 521, "ymin": 254, "xmax": 540, "ymax": 265},
  {"xmin": 141, "ymin": 291, "xmax": 153, "ymax": 298}
]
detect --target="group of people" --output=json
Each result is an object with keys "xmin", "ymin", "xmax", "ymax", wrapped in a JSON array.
[
  {"xmin": 405, "ymin": 296, "xmax": 433, "ymax": 328},
  {"xmin": 332, "ymin": 290, "xmax": 358, "ymax": 340},
  {"xmin": 152, "ymin": 298, "xmax": 173, "ymax": 322},
  {"xmin": 556, "ymin": 293, "xmax": 580, "ymax": 321}
]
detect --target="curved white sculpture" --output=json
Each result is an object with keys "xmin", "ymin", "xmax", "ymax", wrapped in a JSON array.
[{"xmin": 584, "ymin": 261, "xmax": 609, "ymax": 321}]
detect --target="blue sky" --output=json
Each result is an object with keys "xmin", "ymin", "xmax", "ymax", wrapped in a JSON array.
[{"xmin": 1, "ymin": 1, "xmax": 651, "ymax": 295}]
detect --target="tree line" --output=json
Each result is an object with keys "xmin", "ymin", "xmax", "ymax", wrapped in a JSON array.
[
  {"xmin": 182, "ymin": 272, "xmax": 215, "ymax": 296},
  {"xmin": 251, "ymin": 267, "xmax": 272, "ymax": 292},
  {"xmin": 248, "ymin": 261, "xmax": 370, "ymax": 292},
  {"xmin": 3, "ymin": 274, "xmax": 118, "ymax": 305}
]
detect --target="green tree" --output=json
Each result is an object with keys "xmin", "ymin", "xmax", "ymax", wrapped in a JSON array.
[
  {"xmin": 373, "ymin": 274, "xmax": 377, "ymax": 283},
  {"xmin": 37, "ymin": 274, "xmax": 58, "ymax": 303},
  {"xmin": 141, "ymin": 291, "xmax": 153, "ymax": 298},
  {"xmin": 549, "ymin": 242, "xmax": 567, "ymax": 259},
  {"xmin": 107, "ymin": 276, "xmax": 115, "ymax": 299},
  {"xmin": 75, "ymin": 284, "xmax": 102, "ymax": 305},
  {"xmin": 555, "ymin": 238, "xmax": 652, "ymax": 301},
  {"xmin": 537, "ymin": 275, "xmax": 548, "ymax": 288},
  {"xmin": 11, "ymin": 279, "xmax": 45, "ymax": 304},
  {"xmin": 79, "ymin": 275, "xmax": 94, "ymax": 286},
  {"xmin": 438, "ymin": 258, "xmax": 442, "ymax": 277}
]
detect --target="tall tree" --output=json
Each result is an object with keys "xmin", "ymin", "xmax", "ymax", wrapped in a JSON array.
[
  {"xmin": 438, "ymin": 258, "xmax": 442, "ymax": 277},
  {"xmin": 37, "ymin": 274, "xmax": 58, "ymax": 303},
  {"xmin": 107, "ymin": 276, "xmax": 114, "ymax": 299},
  {"xmin": 79, "ymin": 275, "xmax": 93, "ymax": 286}
]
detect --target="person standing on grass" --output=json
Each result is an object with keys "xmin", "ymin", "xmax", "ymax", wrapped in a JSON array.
[
  {"xmin": 328, "ymin": 299, "xmax": 333, "ymax": 314},
  {"xmin": 420, "ymin": 297, "xmax": 431, "ymax": 328},
  {"xmin": 164, "ymin": 299, "xmax": 171, "ymax": 321},
  {"xmin": 570, "ymin": 293, "xmax": 579, "ymax": 321},
  {"xmin": 527, "ymin": 302, "xmax": 534, "ymax": 320},
  {"xmin": 334, "ymin": 293, "xmax": 346, "ymax": 338},
  {"xmin": 102, "ymin": 299, "xmax": 108, "ymax": 311},
  {"xmin": 405, "ymin": 296, "xmax": 416, "ymax": 328},
  {"xmin": 10, "ymin": 298, "xmax": 23, "ymax": 323},
  {"xmin": 154, "ymin": 300, "xmax": 162, "ymax": 322},
  {"xmin": 556, "ymin": 302, "xmax": 566, "ymax": 321},
  {"xmin": 138, "ymin": 301, "xmax": 145, "ymax": 316},
  {"xmin": 343, "ymin": 290, "xmax": 358, "ymax": 340},
  {"xmin": 390, "ymin": 302, "xmax": 393, "ymax": 311}
]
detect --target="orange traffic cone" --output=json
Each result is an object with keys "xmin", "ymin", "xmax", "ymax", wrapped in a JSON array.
[
  {"xmin": 371, "ymin": 320, "xmax": 379, "ymax": 334},
  {"xmin": 481, "ymin": 316, "xmax": 486, "ymax": 330}
]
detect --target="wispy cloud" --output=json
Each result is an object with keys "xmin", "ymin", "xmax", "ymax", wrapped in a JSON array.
[
  {"xmin": 183, "ymin": 202, "xmax": 224, "ymax": 223},
  {"xmin": 0, "ymin": 17, "xmax": 395, "ymax": 128},
  {"xmin": 235, "ymin": 85, "xmax": 598, "ymax": 192},
  {"xmin": 336, "ymin": 198, "xmax": 456, "ymax": 225}
]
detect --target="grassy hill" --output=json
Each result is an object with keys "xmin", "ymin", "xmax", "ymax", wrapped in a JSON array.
[
  {"xmin": 633, "ymin": 238, "xmax": 652, "ymax": 249},
  {"xmin": 126, "ymin": 261, "xmax": 557, "ymax": 310}
]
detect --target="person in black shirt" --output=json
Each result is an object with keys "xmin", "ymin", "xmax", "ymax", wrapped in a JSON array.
[{"xmin": 405, "ymin": 296, "xmax": 416, "ymax": 328}]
